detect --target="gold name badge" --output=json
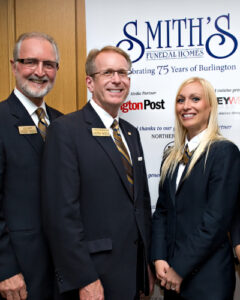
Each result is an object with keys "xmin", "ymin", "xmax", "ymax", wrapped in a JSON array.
[
  {"xmin": 18, "ymin": 126, "xmax": 38, "ymax": 135},
  {"xmin": 92, "ymin": 128, "xmax": 110, "ymax": 137}
]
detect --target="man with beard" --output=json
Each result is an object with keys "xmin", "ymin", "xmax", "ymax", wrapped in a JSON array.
[{"xmin": 0, "ymin": 32, "xmax": 62, "ymax": 300}]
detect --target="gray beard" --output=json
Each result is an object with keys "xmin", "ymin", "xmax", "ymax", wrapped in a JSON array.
[{"xmin": 20, "ymin": 81, "xmax": 53, "ymax": 99}]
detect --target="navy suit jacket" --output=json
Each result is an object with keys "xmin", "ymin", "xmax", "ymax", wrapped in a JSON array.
[
  {"xmin": 0, "ymin": 92, "xmax": 62, "ymax": 300},
  {"xmin": 231, "ymin": 187, "xmax": 240, "ymax": 250},
  {"xmin": 41, "ymin": 102, "xmax": 152, "ymax": 299},
  {"xmin": 231, "ymin": 213, "xmax": 240, "ymax": 248},
  {"xmin": 151, "ymin": 140, "xmax": 240, "ymax": 300}
]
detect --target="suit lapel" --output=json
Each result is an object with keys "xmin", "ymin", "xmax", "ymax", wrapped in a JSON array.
[
  {"xmin": 46, "ymin": 104, "xmax": 61, "ymax": 122},
  {"xmin": 177, "ymin": 150, "xmax": 205, "ymax": 194},
  {"xmin": 83, "ymin": 103, "xmax": 133, "ymax": 199},
  {"xmin": 169, "ymin": 164, "xmax": 178, "ymax": 205},
  {"xmin": 176, "ymin": 156, "xmax": 194, "ymax": 194},
  {"xmin": 8, "ymin": 92, "xmax": 44, "ymax": 154},
  {"xmin": 46, "ymin": 105, "xmax": 54, "ymax": 122}
]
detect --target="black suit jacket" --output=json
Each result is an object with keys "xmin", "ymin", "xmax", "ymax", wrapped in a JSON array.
[
  {"xmin": 151, "ymin": 140, "xmax": 240, "ymax": 300},
  {"xmin": 231, "ymin": 214, "xmax": 240, "ymax": 247},
  {"xmin": 0, "ymin": 92, "xmax": 62, "ymax": 300},
  {"xmin": 41, "ymin": 102, "xmax": 152, "ymax": 299},
  {"xmin": 231, "ymin": 191, "xmax": 240, "ymax": 250}
]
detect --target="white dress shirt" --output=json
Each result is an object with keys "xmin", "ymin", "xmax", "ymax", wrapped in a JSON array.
[
  {"xmin": 14, "ymin": 88, "xmax": 50, "ymax": 126},
  {"xmin": 90, "ymin": 99, "xmax": 132, "ymax": 162},
  {"xmin": 176, "ymin": 129, "xmax": 207, "ymax": 189}
]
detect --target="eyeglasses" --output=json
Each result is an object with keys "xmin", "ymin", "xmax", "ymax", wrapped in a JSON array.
[
  {"xmin": 16, "ymin": 58, "xmax": 59, "ymax": 70},
  {"xmin": 90, "ymin": 69, "xmax": 132, "ymax": 78}
]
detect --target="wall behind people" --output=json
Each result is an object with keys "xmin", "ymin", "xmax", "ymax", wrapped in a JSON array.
[{"xmin": 0, "ymin": 0, "xmax": 87, "ymax": 113}]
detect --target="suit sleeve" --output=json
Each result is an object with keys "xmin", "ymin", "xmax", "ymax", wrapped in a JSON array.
[
  {"xmin": 0, "ymin": 139, "xmax": 21, "ymax": 281},
  {"xmin": 151, "ymin": 170, "xmax": 169, "ymax": 262},
  {"xmin": 171, "ymin": 142, "xmax": 240, "ymax": 278},
  {"xmin": 41, "ymin": 120, "xmax": 99, "ymax": 293},
  {"xmin": 230, "ymin": 201, "xmax": 240, "ymax": 248},
  {"xmin": 136, "ymin": 130, "xmax": 152, "ymax": 258}
]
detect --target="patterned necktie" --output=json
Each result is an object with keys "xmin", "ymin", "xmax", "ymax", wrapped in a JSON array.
[
  {"xmin": 180, "ymin": 144, "xmax": 193, "ymax": 165},
  {"xmin": 36, "ymin": 108, "xmax": 48, "ymax": 141},
  {"xmin": 111, "ymin": 120, "xmax": 134, "ymax": 192}
]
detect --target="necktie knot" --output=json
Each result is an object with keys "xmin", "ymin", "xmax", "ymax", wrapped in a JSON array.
[
  {"xmin": 36, "ymin": 108, "xmax": 46, "ymax": 122},
  {"xmin": 181, "ymin": 144, "xmax": 193, "ymax": 165},
  {"xmin": 111, "ymin": 119, "xmax": 119, "ymax": 130}
]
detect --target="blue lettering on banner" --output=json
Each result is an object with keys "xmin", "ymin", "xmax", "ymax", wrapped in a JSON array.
[
  {"xmin": 205, "ymin": 14, "xmax": 238, "ymax": 59},
  {"xmin": 116, "ymin": 14, "xmax": 238, "ymax": 63},
  {"xmin": 129, "ymin": 64, "xmax": 236, "ymax": 76}
]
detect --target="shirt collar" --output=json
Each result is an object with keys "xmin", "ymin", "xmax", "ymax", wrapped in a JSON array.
[
  {"xmin": 89, "ymin": 99, "xmax": 119, "ymax": 128},
  {"xmin": 14, "ymin": 88, "xmax": 49, "ymax": 120},
  {"xmin": 185, "ymin": 129, "xmax": 207, "ymax": 152}
]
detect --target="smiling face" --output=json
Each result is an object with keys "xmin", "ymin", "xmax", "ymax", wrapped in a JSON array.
[
  {"xmin": 11, "ymin": 37, "xmax": 58, "ymax": 106},
  {"xmin": 176, "ymin": 81, "xmax": 211, "ymax": 140},
  {"xmin": 86, "ymin": 51, "xmax": 130, "ymax": 117}
]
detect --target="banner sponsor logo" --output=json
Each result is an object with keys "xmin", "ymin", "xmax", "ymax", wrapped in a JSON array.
[
  {"xmin": 120, "ymin": 99, "xmax": 165, "ymax": 113},
  {"xmin": 117, "ymin": 14, "xmax": 238, "ymax": 62},
  {"xmin": 217, "ymin": 96, "xmax": 240, "ymax": 105}
]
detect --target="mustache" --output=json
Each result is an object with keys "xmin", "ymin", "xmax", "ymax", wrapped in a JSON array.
[{"xmin": 28, "ymin": 75, "xmax": 49, "ymax": 82}]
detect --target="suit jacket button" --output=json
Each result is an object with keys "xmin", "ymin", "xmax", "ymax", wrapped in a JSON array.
[{"xmin": 192, "ymin": 268, "xmax": 199, "ymax": 275}]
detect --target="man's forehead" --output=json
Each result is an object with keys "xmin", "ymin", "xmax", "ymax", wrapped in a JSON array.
[
  {"xmin": 20, "ymin": 37, "xmax": 50, "ymax": 46},
  {"xmin": 19, "ymin": 38, "xmax": 55, "ymax": 58},
  {"xmin": 95, "ymin": 51, "xmax": 128, "ymax": 67}
]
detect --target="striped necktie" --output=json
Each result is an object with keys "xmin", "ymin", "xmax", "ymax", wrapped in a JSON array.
[
  {"xmin": 111, "ymin": 120, "xmax": 134, "ymax": 192},
  {"xmin": 36, "ymin": 108, "xmax": 48, "ymax": 141},
  {"xmin": 180, "ymin": 144, "xmax": 193, "ymax": 165}
]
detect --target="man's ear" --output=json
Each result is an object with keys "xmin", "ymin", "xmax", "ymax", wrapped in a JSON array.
[
  {"xmin": 10, "ymin": 59, "xmax": 17, "ymax": 75},
  {"xmin": 86, "ymin": 75, "xmax": 94, "ymax": 92}
]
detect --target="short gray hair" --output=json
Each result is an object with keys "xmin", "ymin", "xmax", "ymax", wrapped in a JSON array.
[{"xmin": 13, "ymin": 32, "xmax": 59, "ymax": 62}]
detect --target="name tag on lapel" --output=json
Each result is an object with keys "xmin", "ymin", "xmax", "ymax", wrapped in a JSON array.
[
  {"xmin": 92, "ymin": 128, "xmax": 110, "ymax": 137},
  {"xmin": 18, "ymin": 126, "xmax": 38, "ymax": 135}
]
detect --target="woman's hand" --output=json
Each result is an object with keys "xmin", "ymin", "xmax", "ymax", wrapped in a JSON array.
[
  {"xmin": 164, "ymin": 267, "xmax": 183, "ymax": 293},
  {"xmin": 154, "ymin": 260, "xmax": 183, "ymax": 293},
  {"xmin": 235, "ymin": 244, "xmax": 240, "ymax": 262},
  {"xmin": 154, "ymin": 260, "xmax": 170, "ymax": 287}
]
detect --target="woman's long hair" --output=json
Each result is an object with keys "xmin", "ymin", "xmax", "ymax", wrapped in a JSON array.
[{"xmin": 160, "ymin": 77, "xmax": 224, "ymax": 184}]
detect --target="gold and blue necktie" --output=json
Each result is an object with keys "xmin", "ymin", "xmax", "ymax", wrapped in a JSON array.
[
  {"xmin": 111, "ymin": 120, "xmax": 134, "ymax": 191},
  {"xmin": 181, "ymin": 144, "xmax": 193, "ymax": 165},
  {"xmin": 36, "ymin": 108, "xmax": 48, "ymax": 141}
]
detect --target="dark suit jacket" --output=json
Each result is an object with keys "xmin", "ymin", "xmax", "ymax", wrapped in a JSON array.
[
  {"xmin": 231, "ymin": 198, "xmax": 240, "ymax": 249},
  {"xmin": 0, "ymin": 92, "xmax": 62, "ymax": 300},
  {"xmin": 41, "ymin": 102, "xmax": 152, "ymax": 299},
  {"xmin": 151, "ymin": 140, "xmax": 240, "ymax": 300}
]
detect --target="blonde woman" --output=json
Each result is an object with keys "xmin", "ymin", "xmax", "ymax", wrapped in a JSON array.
[{"xmin": 151, "ymin": 77, "xmax": 240, "ymax": 300}]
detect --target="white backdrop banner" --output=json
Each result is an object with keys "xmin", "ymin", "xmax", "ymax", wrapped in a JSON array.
[{"xmin": 85, "ymin": 0, "xmax": 240, "ymax": 209}]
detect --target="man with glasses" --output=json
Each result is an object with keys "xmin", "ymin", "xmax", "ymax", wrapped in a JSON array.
[
  {"xmin": 42, "ymin": 46, "xmax": 154, "ymax": 300},
  {"xmin": 0, "ymin": 32, "xmax": 62, "ymax": 300}
]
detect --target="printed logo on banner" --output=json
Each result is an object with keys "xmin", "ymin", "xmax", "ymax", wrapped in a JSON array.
[
  {"xmin": 163, "ymin": 141, "xmax": 174, "ymax": 152},
  {"xmin": 120, "ymin": 99, "xmax": 165, "ymax": 113},
  {"xmin": 116, "ymin": 13, "xmax": 238, "ymax": 63},
  {"xmin": 217, "ymin": 96, "xmax": 240, "ymax": 105}
]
